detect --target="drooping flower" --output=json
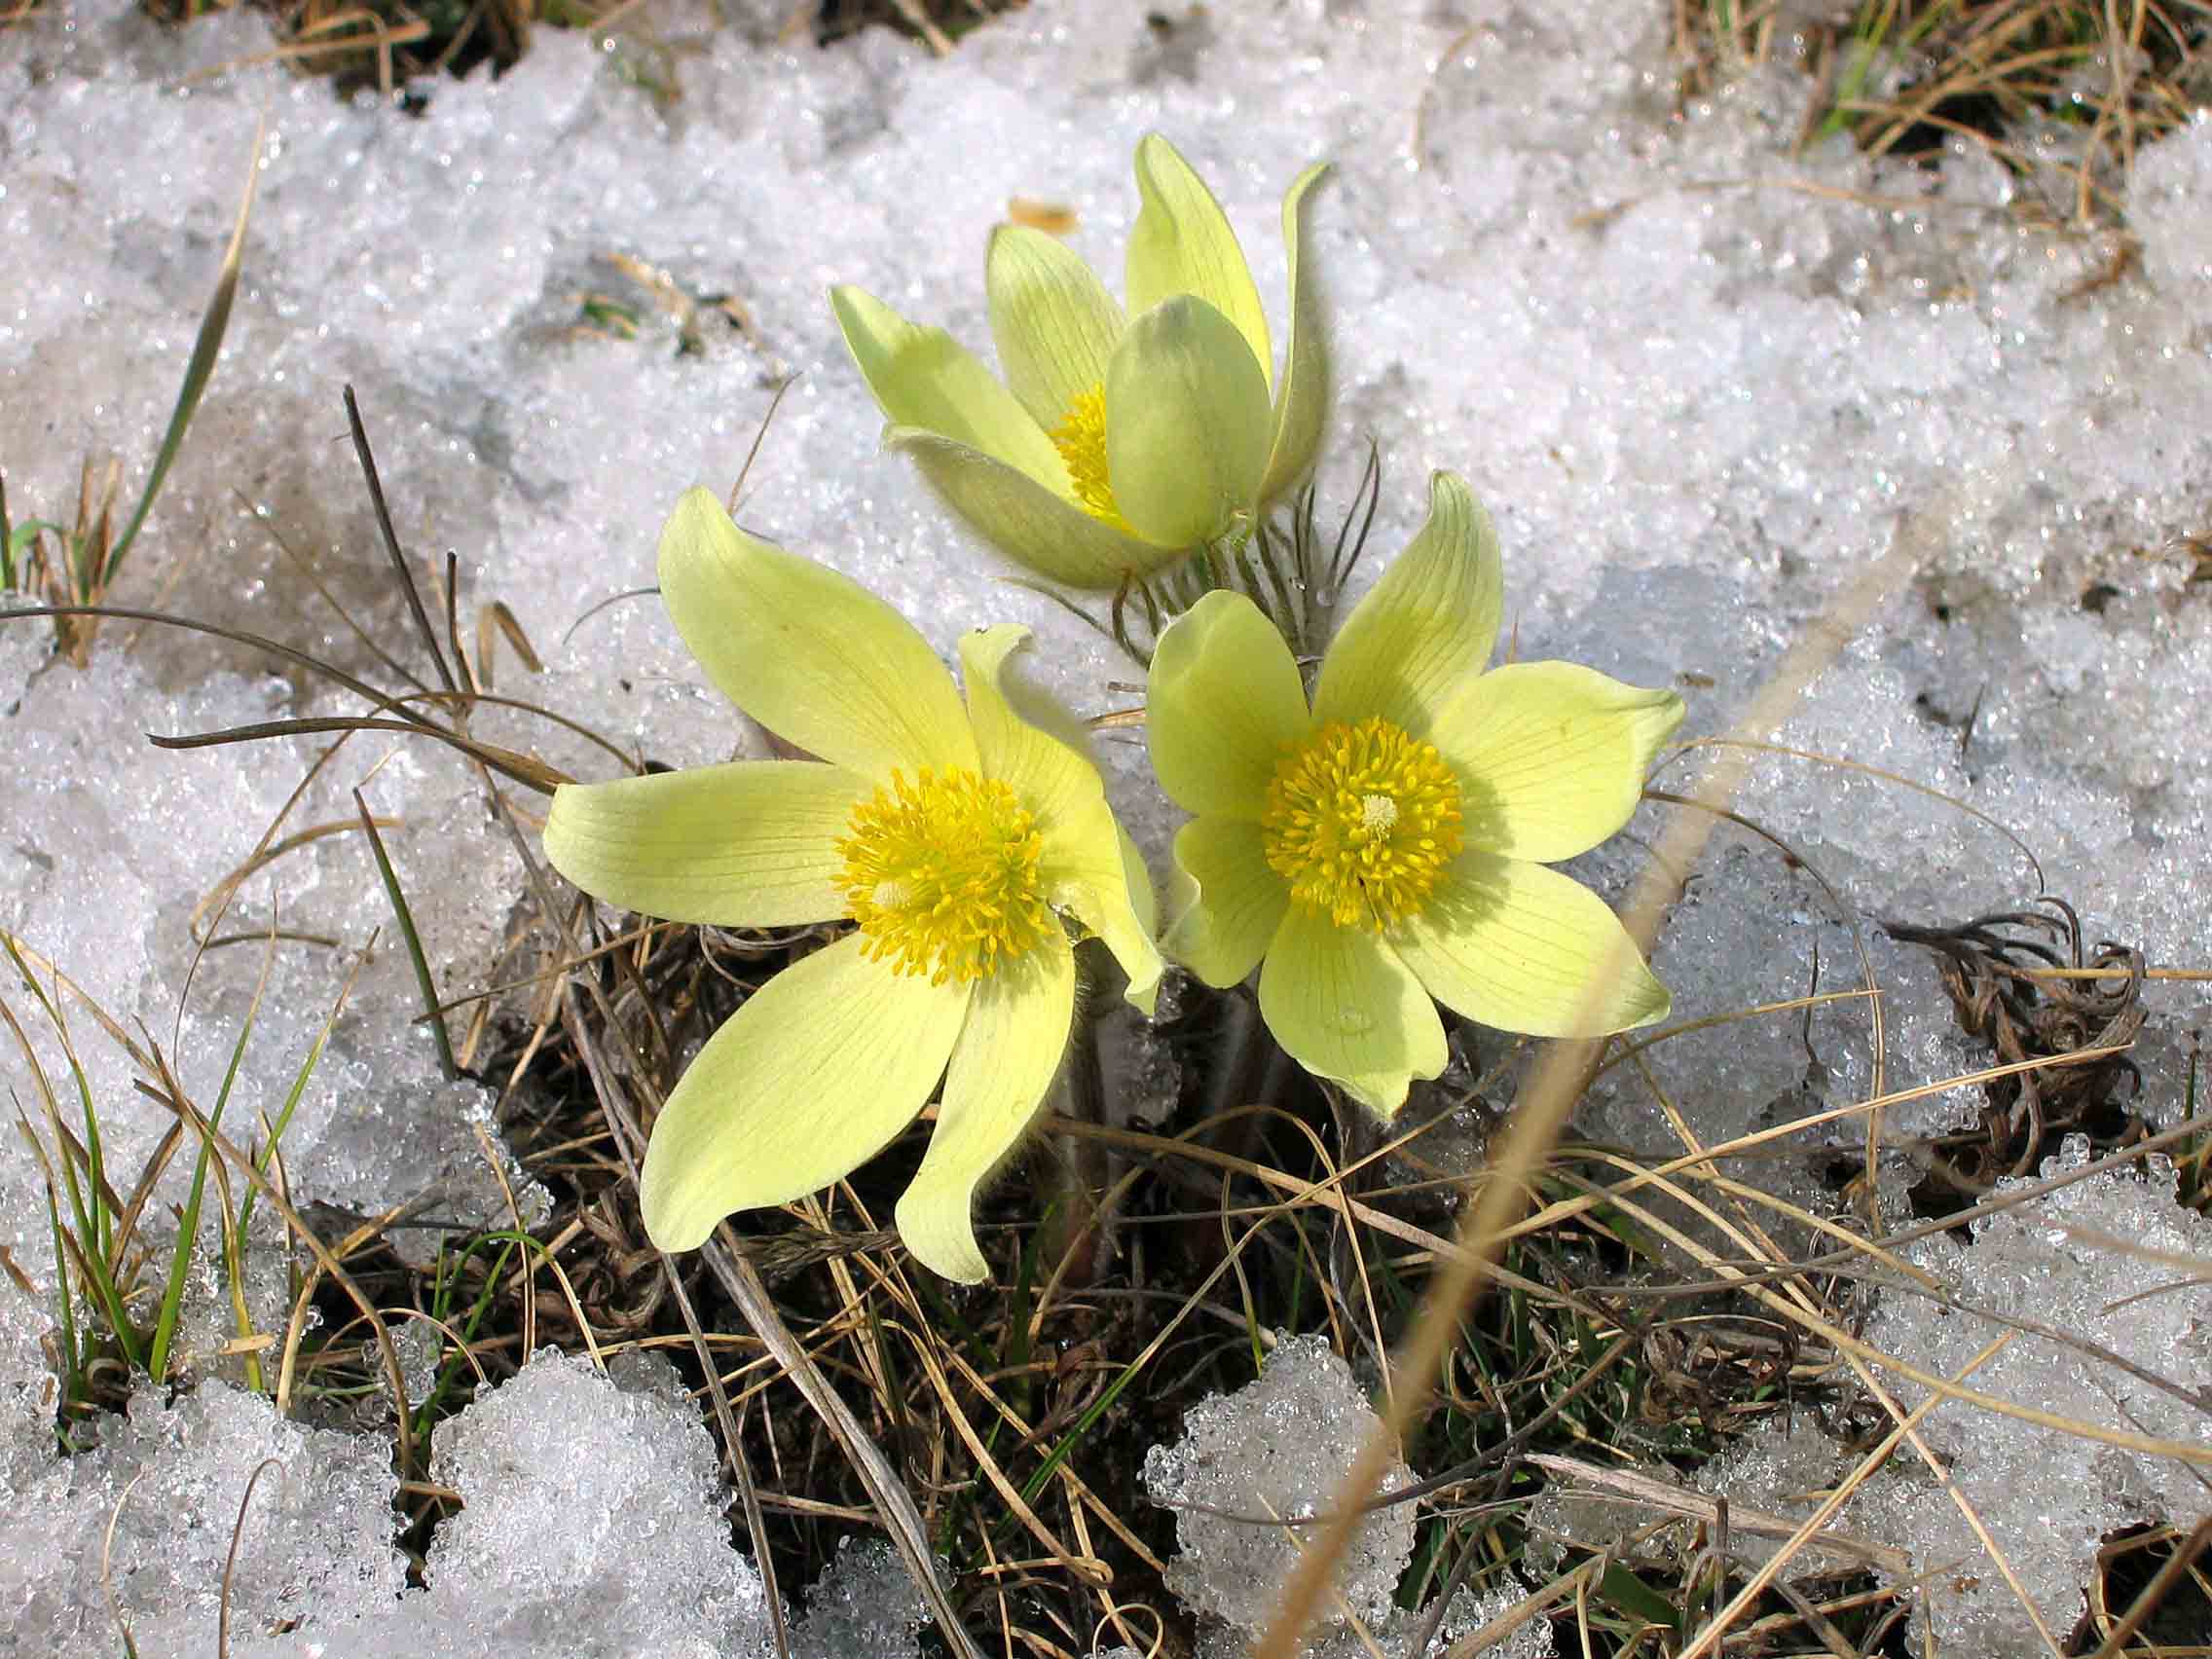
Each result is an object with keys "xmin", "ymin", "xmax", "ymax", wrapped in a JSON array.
[
  {"xmin": 542, "ymin": 489, "xmax": 1161, "ymax": 1281},
  {"xmin": 830, "ymin": 133, "xmax": 1329, "ymax": 589},
  {"xmin": 1145, "ymin": 471, "xmax": 1679, "ymax": 1117}
]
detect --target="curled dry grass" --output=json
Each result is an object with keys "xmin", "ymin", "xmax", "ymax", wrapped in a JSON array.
[{"xmin": 1677, "ymin": 0, "xmax": 2212, "ymax": 226}]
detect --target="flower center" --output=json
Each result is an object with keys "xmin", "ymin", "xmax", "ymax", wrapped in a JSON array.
[
  {"xmin": 834, "ymin": 767, "xmax": 1052, "ymax": 984},
  {"xmin": 1049, "ymin": 383, "xmax": 1131, "ymax": 532},
  {"xmin": 1262, "ymin": 717, "xmax": 1464, "ymax": 932}
]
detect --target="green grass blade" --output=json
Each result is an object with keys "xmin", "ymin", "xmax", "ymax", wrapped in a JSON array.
[
  {"xmin": 234, "ymin": 966, "xmax": 350, "ymax": 1244},
  {"xmin": 146, "ymin": 962, "xmax": 265, "ymax": 1384},
  {"xmin": 34, "ymin": 1138, "xmax": 85, "ymax": 1421},
  {"xmin": 102, "ymin": 117, "xmax": 264, "ymax": 588},
  {"xmin": 350, "ymin": 790, "xmax": 457, "ymax": 1081}
]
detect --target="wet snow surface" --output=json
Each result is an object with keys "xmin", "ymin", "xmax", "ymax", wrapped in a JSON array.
[{"xmin": 4, "ymin": 0, "xmax": 2210, "ymax": 1651}]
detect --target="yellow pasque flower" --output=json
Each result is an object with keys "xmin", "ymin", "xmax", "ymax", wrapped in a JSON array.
[
  {"xmin": 830, "ymin": 133, "xmax": 1329, "ymax": 589},
  {"xmin": 1146, "ymin": 472, "xmax": 1681, "ymax": 1117},
  {"xmin": 542, "ymin": 489, "xmax": 1161, "ymax": 1282}
]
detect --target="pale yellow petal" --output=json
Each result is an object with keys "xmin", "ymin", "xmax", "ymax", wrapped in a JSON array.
[
  {"xmin": 1163, "ymin": 815, "xmax": 1289, "ymax": 988},
  {"xmin": 1119, "ymin": 824, "xmax": 1160, "ymax": 942},
  {"xmin": 1258, "ymin": 160, "xmax": 1332, "ymax": 508},
  {"xmin": 1311, "ymin": 471, "xmax": 1503, "ymax": 738},
  {"xmin": 1392, "ymin": 852, "xmax": 1670, "ymax": 1038},
  {"xmin": 656, "ymin": 488, "xmax": 977, "ymax": 781},
  {"xmin": 1257, "ymin": 910, "xmax": 1448, "ymax": 1119},
  {"xmin": 1432, "ymin": 663, "xmax": 1685, "ymax": 862},
  {"xmin": 896, "ymin": 930, "xmax": 1076, "ymax": 1282},
  {"xmin": 542, "ymin": 761, "xmax": 866, "ymax": 926},
  {"xmin": 1145, "ymin": 589, "xmax": 1311, "ymax": 818},
  {"xmin": 957, "ymin": 624, "xmax": 1162, "ymax": 1014},
  {"xmin": 1104, "ymin": 295, "xmax": 1272, "ymax": 548},
  {"xmin": 830, "ymin": 284, "xmax": 1070, "ymax": 492},
  {"xmin": 1125, "ymin": 133, "xmax": 1272, "ymax": 390},
  {"xmin": 639, "ymin": 935, "xmax": 971, "ymax": 1252},
  {"xmin": 887, "ymin": 427, "xmax": 1188, "ymax": 585},
  {"xmin": 985, "ymin": 225, "xmax": 1126, "ymax": 431}
]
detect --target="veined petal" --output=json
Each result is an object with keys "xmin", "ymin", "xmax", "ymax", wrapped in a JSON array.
[
  {"xmin": 958, "ymin": 623, "xmax": 1106, "ymax": 834},
  {"xmin": 1146, "ymin": 589, "xmax": 1311, "ymax": 818},
  {"xmin": 1257, "ymin": 910, "xmax": 1448, "ymax": 1119},
  {"xmin": 1258, "ymin": 160, "xmax": 1332, "ymax": 508},
  {"xmin": 1125, "ymin": 133, "xmax": 1272, "ymax": 391},
  {"xmin": 1164, "ymin": 815, "xmax": 1288, "ymax": 987},
  {"xmin": 639, "ymin": 934, "xmax": 971, "ymax": 1252},
  {"xmin": 887, "ymin": 428, "xmax": 1189, "ymax": 586},
  {"xmin": 542, "ymin": 761, "xmax": 866, "ymax": 926},
  {"xmin": 1432, "ymin": 663, "xmax": 1685, "ymax": 862},
  {"xmin": 985, "ymin": 225, "xmax": 1126, "ymax": 432},
  {"xmin": 896, "ymin": 930, "xmax": 1076, "ymax": 1282},
  {"xmin": 1393, "ymin": 851, "xmax": 1669, "ymax": 1038},
  {"xmin": 1104, "ymin": 296, "xmax": 1272, "ymax": 548},
  {"xmin": 657, "ymin": 488, "xmax": 977, "ymax": 782},
  {"xmin": 830, "ymin": 284, "xmax": 1071, "ymax": 494},
  {"xmin": 957, "ymin": 624, "xmax": 1163, "ymax": 1014},
  {"xmin": 1311, "ymin": 471, "xmax": 1504, "ymax": 739}
]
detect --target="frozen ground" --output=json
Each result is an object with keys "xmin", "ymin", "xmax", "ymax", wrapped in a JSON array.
[{"xmin": 3, "ymin": 0, "xmax": 2210, "ymax": 1651}]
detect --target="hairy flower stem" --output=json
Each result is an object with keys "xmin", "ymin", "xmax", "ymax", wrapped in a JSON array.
[{"xmin": 1038, "ymin": 939, "xmax": 1120, "ymax": 1288}]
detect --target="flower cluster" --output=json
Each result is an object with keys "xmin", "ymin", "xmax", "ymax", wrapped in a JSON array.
[{"xmin": 541, "ymin": 137, "xmax": 1681, "ymax": 1283}]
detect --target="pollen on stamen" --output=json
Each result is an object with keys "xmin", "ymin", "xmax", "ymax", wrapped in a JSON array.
[
  {"xmin": 1048, "ymin": 383, "xmax": 1131, "ymax": 532},
  {"xmin": 834, "ymin": 768, "xmax": 1052, "ymax": 985},
  {"xmin": 1262, "ymin": 718, "xmax": 1464, "ymax": 931}
]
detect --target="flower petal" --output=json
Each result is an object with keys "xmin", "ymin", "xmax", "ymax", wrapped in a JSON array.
[
  {"xmin": 657, "ymin": 488, "xmax": 977, "ymax": 782},
  {"xmin": 1431, "ymin": 663, "xmax": 1685, "ymax": 862},
  {"xmin": 1163, "ymin": 815, "xmax": 1289, "ymax": 987},
  {"xmin": 1146, "ymin": 589, "xmax": 1311, "ymax": 819},
  {"xmin": 1393, "ymin": 852, "xmax": 1670, "ymax": 1038},
  {"xmin": 896, "ymin": 929, "xmax": 1076, "ymax": 1282},
  {"xmin": 1311, "ymin": 471, "xmax": 1504, "ymax": 738},
  {"xmin": 1104, "ymin": 295, "xmax": 1272, "ymax": 548},
  {"xmin": 542, "ymin": 761, "xmax": 866, "ymax": 926},
  {"xmin": 886, "ymin": 427, "xmax": 1187, "ymax": 586},
  {"xmin": 1125, "ymin": 133, "xmax": 1272, "ymax": 391},
  {"xmin": 1258, "ymin": 160, "xmax": 1332, "ymax": 508},
  {"xmin": 1120, "ymin": 824, "xmax": 1159, "ymax": 941},
  {"xmin": 958, "ymin": 624, "xmax": 1162, "ymax": 1013},
  {"xmin": 958, "ymin": 622, "xmax": 1106, "ymax": 830},
  {"xmin": 985, "ymin": 225, "xmax": 1126, "ymax": 432},
  {"xmin": 830, "ymin": 284, "xmax": 1070, "ymax": 493},
  {"xmin": 1257, "ymin": 909, "xmax": 1449, "ymax": 1118},
  {"xmin": 639, "ymin": 934, "xmax": 971, "ymax": 1252}
]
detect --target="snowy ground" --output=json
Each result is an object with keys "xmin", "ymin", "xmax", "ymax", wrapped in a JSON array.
[{"xmin": 3, "ymin": 0, "xmax": 2210, "ymax": 1652}]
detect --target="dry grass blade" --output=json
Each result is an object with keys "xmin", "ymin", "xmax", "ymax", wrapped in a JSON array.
[
  {"xmin": 151, "ymin": 716, "xmax": 571, "ymax": 794},
  {"xmin": 1251, "ymin": 497, "xmax": 1941, "ymax": 1659},
  {"xmin": 557, "ymin": 980, "xmax": 982, "ymax": 1659},
  {"xmin": 217, "ymin": 1456, "xmax": 282, "ymax": 1659},
  {"xmin": 2083, "ymin": 1514, "xmax": 2212, "ymax": 1659},
  {"xmin": 691, "ymin": 1232, "xmax": 983, "ymax": 1659},
  {"xmin": 1524, "ymin": 1454, "xmax": 1909, "ymax": 1576}
]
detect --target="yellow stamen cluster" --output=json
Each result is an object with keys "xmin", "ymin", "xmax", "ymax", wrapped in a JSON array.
[
  {"xmin": 1049, "ymin": 383, "xmax": 1130, "ymax": 531},
  {"xmin": 835, "ymin": 767, "xmax": 1052, "ymax": 984},
  {"xmin": 1262, "ymin": 717, "xmax": 1464, "ymax": 931}
]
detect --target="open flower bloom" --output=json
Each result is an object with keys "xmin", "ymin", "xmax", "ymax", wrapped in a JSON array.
[
  {"xmin": 541, "ymin": 489, "xmax": 1161, "ymax": 1281},
  {"xmin": 1146, "ymin": 472, "xmax": 1680, "ymax": 1117},
  {"xmin": 830, "ymin": 133, "xmax": 1329, "ymax": 589}
]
